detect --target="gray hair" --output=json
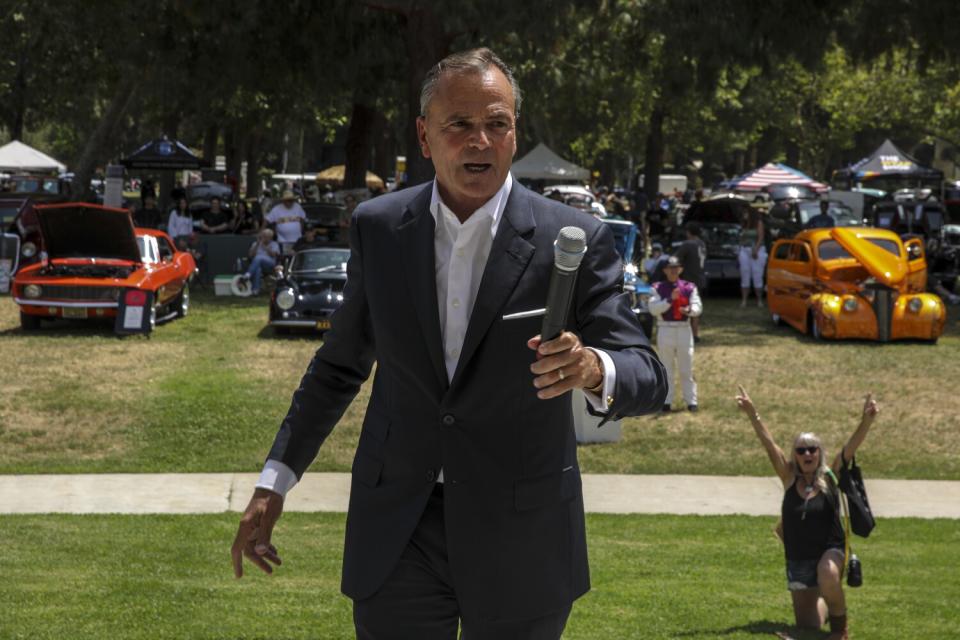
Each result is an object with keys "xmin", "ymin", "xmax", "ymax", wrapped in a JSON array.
[
  {"xmin": 419, "ymin": 47, "xmax": 522, "ymax": 119},
  {"xmin": 788, "ymin": 432, "xmax": 832, "ymax": 495}
]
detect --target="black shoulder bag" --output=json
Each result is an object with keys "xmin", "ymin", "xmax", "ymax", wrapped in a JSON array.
[{"xmin": 839, "ymin": 453, "xmax": 876, "ymax": 538}]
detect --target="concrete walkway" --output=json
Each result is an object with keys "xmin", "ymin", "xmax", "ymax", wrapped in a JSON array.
[{"xmin": 1, "ymin": 473, "xmax": 958, "ymax": 518}]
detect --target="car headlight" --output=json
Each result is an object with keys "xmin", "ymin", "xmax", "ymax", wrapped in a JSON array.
[
  {"xmin": 842, "ymin": 298, "xmax": 858, "ymax": 312},
  {"xmin": 907, "ymin": 297, "xmax": 923, "ymax": 313},
  {"xmin": 24, "ymin": 284, "xmax": 42, "ymax": 298},
  {"xmin": 21, "ymin": 242, "xmax": 37, "ymax": 258},
  {"xmin": 276, "ymin": 288, "xmax": 296, "ymax": 310}
]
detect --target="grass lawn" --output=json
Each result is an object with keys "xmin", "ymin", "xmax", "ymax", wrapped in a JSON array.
[
  {"xmin": 2, "ymin": 513, "xmax": 957, "ymax": 639},
  {"xmin": 1, "ymin": 292, "xmax": 959, "ymax": 478}
]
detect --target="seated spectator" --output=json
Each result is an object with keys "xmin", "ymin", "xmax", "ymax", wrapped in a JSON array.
[
  {"xmin": 240, "ymin": 229, "xmax": 281, "ymax": 295},
  {"xmin": 266, "ymin": 190, "xmax": 307, "ymax": 254},
  {"xmin": 134, "ymin": 194, "xmax": 163, "ymax": 229},
  {"xmin": 293, "ymin": 226, "xmax": 325, "ymax": 251},
  {"xmin": 233, "ymin": 199, "xmax": 261, "ymax": 235},
  {"xmin": 200, "ymin": 196, "xmax": 233, "ymax": 234}
]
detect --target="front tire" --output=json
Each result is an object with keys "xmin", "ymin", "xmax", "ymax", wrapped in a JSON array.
[
  {"xmin": 809, "ymin": 311, "xmax": 823, "ymax": 340},
  {"xmin": 175, "ymin": 282, "xmax": 190, "ymax": 318},
  {"xmin": 20, "ymin": 311, "xmax": 41, "ymax": 331}
]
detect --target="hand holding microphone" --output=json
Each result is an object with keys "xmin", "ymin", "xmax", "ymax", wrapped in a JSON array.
[{"xmin": 528, "ymin": 226, "xmax": 603, "ymax": 398}]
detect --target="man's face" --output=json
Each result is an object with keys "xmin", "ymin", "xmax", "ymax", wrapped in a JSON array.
[
  {"xmin": 417, "ymin": 67, "xmax": 517, "ymax": 216},
  {"xmin": 210, "ymin": 199, "xmax": 221, "ymax": 213},
  {"xmin": 665, "ymin": 266, "xmax": 682, "ymax": 283},
  {"xmin": 283, "ymin": 199, "xmax": 294, "ymax": 209}
]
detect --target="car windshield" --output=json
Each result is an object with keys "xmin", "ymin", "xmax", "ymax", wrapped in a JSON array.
[
  {"xmin": 818, "ymin": 238, "xmax": 901, "ymax": 260},
  {"xmin": 292, "ymin": 249, "xmax": 349, "ymax": 272},
  {"xmin": 798, "ymin": 201, "xmax": 859, "ymax": 226},
  {"xmin": 700, "ymin": 222, "xmax": 742, "ymax": 245},
  {"xmin": 0, "ymin": 205, "xmax": 20, "ymax": 224},
  {"xmin": 136, "ymin": 235, "xmax": 159, "ymax": 263}
]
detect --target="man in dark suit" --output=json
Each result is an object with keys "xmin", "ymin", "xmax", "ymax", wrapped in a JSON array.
[{"xmin": 232, "ymin": 48, "xmax": 667, "ymax": 639}]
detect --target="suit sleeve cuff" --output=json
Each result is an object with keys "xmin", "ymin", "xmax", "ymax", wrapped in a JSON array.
[
  {"xmin": 583, "ymin": 347, "xmax": 616, "ymax": 413},
  {"xmin": 256, "ymin": 460, "xmax": 299, "ymax": 498}
]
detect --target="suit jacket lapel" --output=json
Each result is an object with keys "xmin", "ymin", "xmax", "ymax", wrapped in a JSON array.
[
  {"xmin": 450, "ymin": 184, "xmax": 536, "ymax": 390},
  {"xmin": 399, "ymin": 186, "xmax": 448, "ymax": 393}
]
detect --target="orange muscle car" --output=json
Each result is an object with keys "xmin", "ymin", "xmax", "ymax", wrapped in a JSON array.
[
  {"xmin": 767, "ymin": 227, "xmax": 945, "ymax": 342},
  {"xmin": 12, "ymin": 203, "xmax": 197, "ymax": 333}
]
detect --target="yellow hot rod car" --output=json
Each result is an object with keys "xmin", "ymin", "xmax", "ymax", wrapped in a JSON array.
[{"xmin": 767, "ymin": 227, "xmax": 945, "ymax": 342}]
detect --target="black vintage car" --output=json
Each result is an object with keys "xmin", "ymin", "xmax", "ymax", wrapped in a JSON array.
[
  {"xmin": 269, "ymin": 246, "xmax": 350, "ymax": 334},
  {"xmin": 767, "ymin": 199, "xmax": 862, "ymax": 241},
  {"xmin": 673, "ymin": 195, "xmax": 750, "ymax": 286}
]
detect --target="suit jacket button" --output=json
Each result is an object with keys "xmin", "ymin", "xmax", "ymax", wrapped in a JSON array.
[
  {"xmin": 442, "ymin": 414, "xmax": 456, "ymax": 426},
  {"xmin": 426, "ymin": 469, "xmax": 436, "ymax": 482}
]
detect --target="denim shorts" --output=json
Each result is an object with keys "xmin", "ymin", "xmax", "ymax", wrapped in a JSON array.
[
  {"xmin": 785, "ymin": 558, "xmax": 819, "ymax": 591},
  {"xmin": 785, "ymin": 548, "xmax": 844, "ymax": 591}
]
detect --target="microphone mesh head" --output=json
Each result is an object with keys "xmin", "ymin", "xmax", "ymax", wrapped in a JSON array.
[{"xmin": 554, "ymin": 226, "xmax": 587, "ymax": 270}]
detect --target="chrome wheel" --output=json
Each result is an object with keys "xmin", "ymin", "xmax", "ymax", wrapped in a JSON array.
[{"xmin": 176, "ymin": 282, "xmax": 190, "ymax": 318}]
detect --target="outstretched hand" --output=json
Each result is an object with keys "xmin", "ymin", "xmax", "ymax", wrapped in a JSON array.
[
  {"xmin": 735, "ymin": 384, "xmax": 758, "ymax": 419},
  {"xmin": 231, "ymin": 488, "xmax": 284, "ymax": 578},
  {"xmin": 862, "ymin": 392, "xmax": 879, "ymax": 422}
]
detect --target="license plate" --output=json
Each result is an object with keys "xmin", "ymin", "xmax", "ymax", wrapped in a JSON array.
[
  {"xmin": 316, "ymin": 319, "xmax": 331, "ymax": 330},
  {"xmin": 62, "ymin": 306, "xmax": 88, "ymax": 319}
]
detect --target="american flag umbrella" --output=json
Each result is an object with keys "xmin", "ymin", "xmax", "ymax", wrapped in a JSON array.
[{"xmin": 722, "ymin": 163, "xmax": 829, "ymax": 193}]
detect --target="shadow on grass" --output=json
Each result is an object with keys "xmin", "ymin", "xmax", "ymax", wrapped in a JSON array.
[
  {"xmin": 0, "ymin": 317, "xmax": 129, "ymax": 338},
  {"xmin": 674, "ymin": 619, "xmax": 828, "ymax": 638},
  {"xmin": 255, "ymin": 324, "xmax": 323, "ymax": 340}
]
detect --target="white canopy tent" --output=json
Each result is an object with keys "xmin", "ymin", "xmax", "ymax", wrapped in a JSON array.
[
  {"xmin": 0, "ymin": 140, "xmax": 67, "ymax": 173},
  {"xmin": 511, "ymin": 143, "xmax": 589, "ymax": 181}
]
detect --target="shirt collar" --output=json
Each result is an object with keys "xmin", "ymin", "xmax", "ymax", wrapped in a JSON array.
[{"xmin": 429, "ymin": 172, "xmax": 513, "ymax": 230}]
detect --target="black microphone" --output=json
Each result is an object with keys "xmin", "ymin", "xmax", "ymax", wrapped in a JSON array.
[{"xmin": 541, "ymin": 226, "xmax": 587, "ymax": 341}]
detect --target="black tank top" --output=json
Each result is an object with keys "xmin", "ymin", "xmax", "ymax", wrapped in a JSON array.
[{"xmin": 781, "ymin": 479, "xmax": 845, "ymax": 561}]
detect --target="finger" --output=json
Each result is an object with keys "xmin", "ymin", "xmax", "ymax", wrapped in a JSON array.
[
  {"xmin": 255, "ymin": 512, "xmax": 278, "ymax": 556},
  {"xmin": 737, "ymin": 384, "xmax": 746, "ymax": 395},
  {"xmin": 231, "ymin": 523, "xmax": 253, "ymax": 578},
  {"xmin": 243, "ymin": 544, "xmax": 274, "ymax": 575},
  {"xmin": 530, "ymin": 349, "xmax": 581, "ymax": 377},
  {"xmin": 536, "ymin": 374, "xmax": 578, "ymax": 399},
  {"xmin": 527, "ymin": 335, "xmax": 541, "ymax": 351},
  {"xmin": 537, "ymin": 331, "xmax": 578, "ymax": 356}
]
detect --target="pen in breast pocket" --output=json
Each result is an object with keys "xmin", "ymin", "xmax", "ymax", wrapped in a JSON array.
[{"xmin": 501, "ymin": 307, "xmax": 546, "ymax": 320}]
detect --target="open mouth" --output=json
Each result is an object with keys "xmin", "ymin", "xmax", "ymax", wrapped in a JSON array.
[{"xmin": 463, "ymin": 163, "xmax": 492, "ymax": 174}]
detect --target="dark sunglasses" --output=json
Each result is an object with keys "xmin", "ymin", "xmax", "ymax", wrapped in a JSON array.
[{"xmin": 795, "ymin": 446, "xmax": 819, "ymax": 455}]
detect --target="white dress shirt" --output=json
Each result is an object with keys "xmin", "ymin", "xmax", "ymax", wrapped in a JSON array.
[{"xmin": 257, "ymin": 174, "xmax": 615, "ymax": 496}]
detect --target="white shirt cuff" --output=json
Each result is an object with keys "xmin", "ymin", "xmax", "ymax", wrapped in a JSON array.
[
  {"xmin": 256, "ymin": 460, "xmax": 299, "ymax": 498},
  {"xmin": 583, "ymin": 348, "xmax": 616, "ymax": 413}
]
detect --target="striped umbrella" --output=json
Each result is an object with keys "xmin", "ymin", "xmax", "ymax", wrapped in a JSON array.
[{"xmin": 723, "ymin": 163, "xmax": 829, "ymax": 193}]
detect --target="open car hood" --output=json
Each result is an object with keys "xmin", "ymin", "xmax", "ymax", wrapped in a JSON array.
[
  {"xmin": 36, "ymin": 203, "xmax": 141, "ymax": 262},
  {"xmin": 829, "ymin": 227, "xmax": 906, "ymax": 287}
]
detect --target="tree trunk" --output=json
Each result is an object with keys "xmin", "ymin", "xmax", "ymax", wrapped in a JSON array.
[
  {"xmin": 245, "ymin": 128, "xmax": 262, "ymax": 200},
  {"xmin": 202, "ymin": 124, "xmax": 219, "ymax": 167},
  {"xmin": 71, "ymin": 78, "xmax": 139, "ymax": 202},
  {"xmin": 158, "ymin": 112, "xmax": 180, "ymax": 212},
  {"xmin": 11, "ymin": 49, "xmax": 27, "ymax": 141},
  {"xmin": 344, "ymin": 100, "xmax": 375, "ymax": 189},
  {"xmin": 224, "ymin": 123, "xmax": 245, "ymax": 192},
  {"xmin": 402, "ymin": 7, "xmax": 451, "ymax": 187},
  {"xmin": 371, "ymin": 109, "xmax": 393, "ymax": 189},
  {"xmin": 643, "ymin": 105, "xmax": 666, "ymax": 204}
]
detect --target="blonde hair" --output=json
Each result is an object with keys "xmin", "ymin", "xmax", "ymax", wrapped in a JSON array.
[{"xmin": 788, "ymin": 432, "xmax": 832, "ymax": 494}]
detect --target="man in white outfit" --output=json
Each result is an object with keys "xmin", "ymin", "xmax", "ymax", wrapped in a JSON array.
[{"xmin": 649, "ymin": 256, "xmax": 703, "ymax": 412}]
